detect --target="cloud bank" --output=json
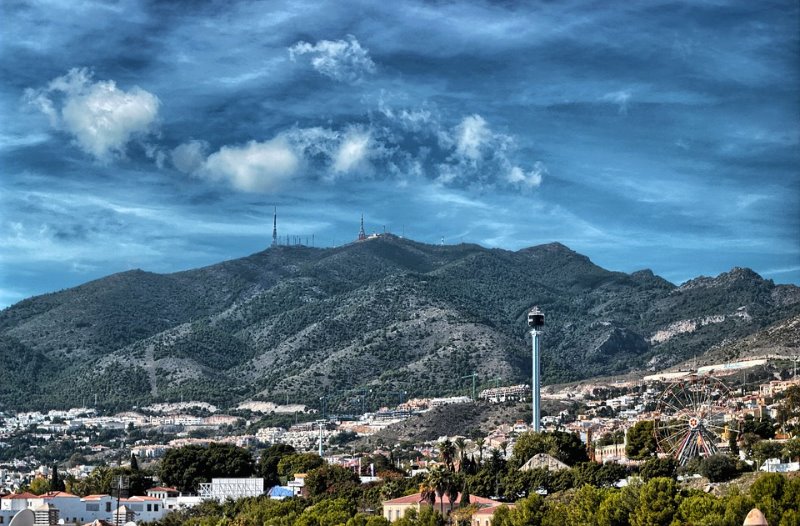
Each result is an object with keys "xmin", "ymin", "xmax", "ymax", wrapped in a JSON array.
[{"xmin": 173, "ymin": 109, "xmax": 545, "ymax": 194}]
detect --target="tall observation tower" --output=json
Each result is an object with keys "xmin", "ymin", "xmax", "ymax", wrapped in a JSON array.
[{"xmin": 528, "ymin": 306, "xmax": 545, "ymax": 431}]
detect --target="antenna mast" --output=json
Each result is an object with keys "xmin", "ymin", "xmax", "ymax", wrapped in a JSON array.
[{"xmin": 272, "ymin": 207, "xmax": 277, "ymax": 247}]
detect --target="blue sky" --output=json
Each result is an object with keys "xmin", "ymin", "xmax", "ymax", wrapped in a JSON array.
[{"xmin": 1, "ymin": 0, "xmax": 798, "ymax": 308}]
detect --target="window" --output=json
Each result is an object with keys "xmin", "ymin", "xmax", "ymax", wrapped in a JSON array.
[
  {"xmin": 147, "ymin": 504, "xmax": 152, "ymax": 512},
  {"xmin": 155, "ymin": 505, "xmax": 159, "ymax": 512},
  {"xmin": 105, "ymin": 502, "xmax": 111, "ymax": 513},
  {"xmin": 86, "ymin": 504, "xmax": 99, "ymax": 512}
]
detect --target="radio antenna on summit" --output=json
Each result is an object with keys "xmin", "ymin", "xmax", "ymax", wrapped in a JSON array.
[
  {"xmin": 272, "ymin": 206, "xmax": 277, "ymax": 247},
  {"xmin": 358, "ymin": 214, "xmax": 367, "ymax": 241}
]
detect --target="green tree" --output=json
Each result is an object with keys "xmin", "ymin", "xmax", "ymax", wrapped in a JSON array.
[
  {"xmin": 512, "ymin": 431, "xmax": 588, "ymax": 466},
  {"xmin": 497, "ymin": 495, "xmax": 545, "ymax": 526},
  {"xmin": 258, "ymin": 443, "xmax": 296, "ymax": 487},
  {"xmin": 445, "ymin": 473, "xmax": 461, "ymax": 513},
  {"xmin": 742, "ymin": 415, "xmax": 776, "ymax": 439},
  {"xmin": 630, "ymin": 477, "xmax": 676, "ymax": 526},
  {"xmin": 674, "ymin": 492, "xmax": 725, "ymax": 526},
  {"xmin": 750, "ymin": 473, "xmax": 785, "ymax": 526},
  {"xmin": 626, "ymin": 421, "xmax": 657, "ymax": 460},
  {"xmin": 753, "ymin": 440, "xmax": 784, "ymax": 466},
  {"xmin": 346, "ymin": 514, "xmax": 391, "ymax": 526},
  {"xmin": 454, "ymin": 438, "xmax": 467, "ymax": 464},
  {"xmin": 439, "ymin": 440, "xmax": 457, "ymax": 471},
  {"xmin": 394, "ymin": 507, "xmax": 444, "ymax": 526},
  {"xmin": 475, "ymin": 438, "xmax": 485, "ymax": 464},
  {"xmin": 294, "ymin": 497, "xmax": 355, "ymax": 526},
  {"xmin": 721, "ymin": 488, "xmax": 754, "ymax": 526},
  {"xmin": 305, "ymin": 464, "xmax": 361, "ymax": 500},
  {"xmin": 50, "ymin": 464, "xmax": 65, "ymax": 492},
  {"xmin": 29, "ymin": 477, "xmax": 50, "ymax": 495},
  {"xmin": 639, "ymin": 457, "xmax": 677, "ymax": 481},
  {"xmin": 425, "ymin": 466, "xmax": 449, "ymax": 516},
  {"xmin": 597, "ymin": 484, "xmax": 639, "ymax": 526},
  {"xmin": 130, "ymin": 452, "xmax": 140, "ymax": 471},
  {"xmin": 698, "ymin": 455, "xmax": 738, "ymax": 483},
  {"xmin": 159, "ymin": 443, "xmax": 254, "ymax": 493},
  {"xmin": 278, "ymin": 453, "xmax": 325, "ymax": 479},
  {"xmin": 572, "ymin": 461, "xmax": 627, "ymax": 488},
  {"xmin": 566, "ymin": 484, "xmax": 606, "ymax": 526},
  {"xmin": 783, "ymin": 437, "xmax": 800, "ymax": 462}
]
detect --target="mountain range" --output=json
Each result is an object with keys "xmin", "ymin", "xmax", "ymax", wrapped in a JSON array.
[{"xmin": 2, "ymin": 235, "xmax": 798, "ymax": 412}]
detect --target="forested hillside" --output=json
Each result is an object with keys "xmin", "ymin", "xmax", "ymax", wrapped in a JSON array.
[{"xmin": 1, "ymin": 235, "xmax": 798, "ymax": 411}]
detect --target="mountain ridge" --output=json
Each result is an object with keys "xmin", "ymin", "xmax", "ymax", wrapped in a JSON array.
[{"xmin": 1, "ymin": 235, "xmax": 798, "ymax": 412}]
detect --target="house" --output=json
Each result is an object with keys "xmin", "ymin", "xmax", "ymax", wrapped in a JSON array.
[
  {"xmin": 760, "ymin": 458, "xmax": 800, "ymax": 473},
  {"xmin": 32, "ymin": 502, "xmax": 59, "ymax": 526},
  {"xmin": 146, "ymin": 487, "xmax": 179, "ymax": 500},
  {"xmin": 382, "ymin": 492, "xmax": 501, "ymax": 522},
  {"xmin": 122, "ymin": 496, "xmax": 163, "ymax": 522},
  {"xmin": 471, "ymin": 505, "xmax": 512, "ymax": 526},
  {"xmin": 28, "ymin": 492, "xmax": 82, "ymax": 524},
  {"xmin": 0, "ymin": 492, "xmax": 37, "ymax": 511},
  {"xmin": 518, "ymin": 453, "xmax": 569, "ymax": 472}
]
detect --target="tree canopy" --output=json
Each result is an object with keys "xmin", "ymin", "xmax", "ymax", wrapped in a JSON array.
[
  {"xmin": 512, "ymin": 431, "xmax": 589, "ymax": 466},
  {"xmin": 159, "ymin": 443, "xmax": 254, "ymax": 493}
]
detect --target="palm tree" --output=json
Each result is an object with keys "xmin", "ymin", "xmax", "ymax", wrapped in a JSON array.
[
  {"xmin": 419, "ymin": 480, "xmax": 436, "ymax": 509},
  {"xmin": 475, "ymin": 438, "xmax": 485, "ymax": 465},
  {"xmin": 425, "ymin": 466, "xmax": 448, "ymax": 516},
  {"xmin": 445, "ymin": 473, "xmax": 461, "ymax": 517},
  {"xmin": 488, "ymin": 448, "xmax": 505, "ymax": 475},
  {"xmin": 454, "ymin": 437, "xmax": 467, "ymax": 466},
  {"xmin": 439, "ymin": 440, "xmax": 457, "ymax": 472}
]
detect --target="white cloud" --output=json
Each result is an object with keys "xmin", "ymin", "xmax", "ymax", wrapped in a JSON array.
[
  {"xmin": 507, "ymin": 163, "xmax": 545, "ymax": 189},
  {"xmin": 172, "ymin": 140, "xmax": 209, "ymax": 173},
  {"xmin": 289, "ymin": 35, "xmax": 376, "ymax": 83},
  {"xmin": 602, "ymin": 90, "xmax": 632, "ymax": 114},
  {"xmin": 202, "ymin": 138, "xmax": 300, "ymax": 192},
  {"xmin": 25, "ymin": 68, "xmax": 160, "ymax": 161},
  {"xmin": 453, "ymin": 114, "xmax": 491, "ymax": 161},
  {"xmin": 283, "ymin": 126, "xmax": 340, "ymax": 158},
  {"xmin": 333, "ymin": 130, "xmax": 371, "ymax": 173}
]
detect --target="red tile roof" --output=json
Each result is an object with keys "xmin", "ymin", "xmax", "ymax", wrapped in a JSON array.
[
  {"xmin": 383, "ymin": 492, "xmax": 501, "ymax": 507},
  {"xmin": 42, "ymin": 491, "xmax": 79, "ymax": 499},
  {"xmin": 147, "ymin": 486, "xmax": 179, "ymax": 493},
  {"xmin": 7, "ymin": 492, "xmax": 37, "ymax": 499},
  {"xmin": 474, "ymin": 505, "xmax": 514, "ymax": 515}
]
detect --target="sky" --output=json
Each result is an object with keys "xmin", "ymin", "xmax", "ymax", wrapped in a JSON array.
[{"xmin": 1, "ymin": 0, "xmax": 799, "ymax": 308}]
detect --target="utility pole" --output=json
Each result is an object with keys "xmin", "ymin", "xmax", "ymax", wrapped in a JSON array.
[
  {"xmin": 316, "ymin": 420, "xmax": 326, "ymax": 457},
  {"xmin": 461, "ymin": 373, "xmax": 478, "ymax": 401},
  {"xmin": 112, "ymin": 475, "xmax": 129, "ymax": 526}
]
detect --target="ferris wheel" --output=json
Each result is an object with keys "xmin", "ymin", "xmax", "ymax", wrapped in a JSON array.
[{"xmin": 653, "ymin": 375, "xmax": 734, "ymax": 465}]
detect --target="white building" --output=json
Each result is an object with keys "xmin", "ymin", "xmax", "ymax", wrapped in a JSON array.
[
  {"xmin": 198, "ymin": 478, "xmax": 265, "ymax": 502},
  {"xmin": 0, "ymin": 491, "xmax": 170, "ymax": 525}
]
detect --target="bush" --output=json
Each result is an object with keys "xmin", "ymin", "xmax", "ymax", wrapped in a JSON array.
[{"xmin": 698, "ymin": 454, "xmax": 738, "ymax": 483}]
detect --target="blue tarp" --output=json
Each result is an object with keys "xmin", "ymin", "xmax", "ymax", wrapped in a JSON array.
[{"xmin": 269, "ymin": 486, "xmax": 294, "ymax": 499}]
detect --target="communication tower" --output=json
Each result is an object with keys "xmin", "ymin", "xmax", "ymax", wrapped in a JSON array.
[
  {"xmin": 272, "ymin": 207, "xmax": 277, "ymax": 247},
  {"xmin": 528, "ymin": 306, "xmax": 545, "ymax": 431},
  {"xmin": 358, "ymin": 214, "xmax": 367, "ymax": 241}
]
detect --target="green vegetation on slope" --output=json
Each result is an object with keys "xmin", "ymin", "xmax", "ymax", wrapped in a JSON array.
[{"xmin": 1, "ymin": 236, "xmax": 798, "ymax": 411}]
